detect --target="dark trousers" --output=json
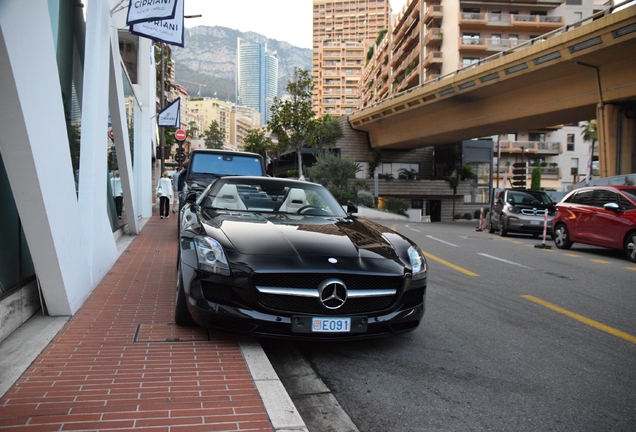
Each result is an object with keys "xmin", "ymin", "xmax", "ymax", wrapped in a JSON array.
[
  {"xmin": 114, "ymin": 196, "xmax": 123, "ymax": 217},
  {"xmin": 159, "ymin": 196, "xmax": 170, "ymax": 217}
]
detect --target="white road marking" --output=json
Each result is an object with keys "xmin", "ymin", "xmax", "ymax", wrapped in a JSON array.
[
  {"xmin": 478, "ymin": 253, "xmax": 534, "ymax": 269},
  {"xmin": 426, "ymin": 235, "xmax": 459, "ymax": 247}
]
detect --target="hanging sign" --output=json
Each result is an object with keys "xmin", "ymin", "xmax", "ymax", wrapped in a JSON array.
[
  {"xmin": 158, "ymin": 98, "xmax": 180, "ymax": 128},
  {"xmin": 129, "ymin": 0, "xmax": 184, "ymax": 47},
  {"xmin": 126, "ymin": 0, "xmax": 178, "ymax": 26}
]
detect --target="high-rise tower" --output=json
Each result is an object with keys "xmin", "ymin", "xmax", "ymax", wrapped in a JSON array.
[{"xmin": 236, "ymin": 38, "xmax": 278, "ymax": 124}]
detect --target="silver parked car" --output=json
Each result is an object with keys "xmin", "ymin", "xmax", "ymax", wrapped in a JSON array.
[{"xmin": 487, "ymin": 189, "xmax": 556, "ymax": 237}]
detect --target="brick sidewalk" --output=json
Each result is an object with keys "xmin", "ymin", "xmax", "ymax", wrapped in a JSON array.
[{"xmin": 0, "ymin": 215, "xmax": 273, "ymax": 431}]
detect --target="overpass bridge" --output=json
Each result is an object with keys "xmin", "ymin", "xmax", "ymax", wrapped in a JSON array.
[{"xmin": 349, "ymin": 5, "xmax": 636, "ymax": 177}]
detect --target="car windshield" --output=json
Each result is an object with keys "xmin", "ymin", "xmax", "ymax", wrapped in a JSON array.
[
  {"xmin": 507, "ymin": 190, "xmax": 553, "ymax": 205},
  {"xmin": 201, "ymin": 178, "xmax": 348, "ymax": 217},
  {"xmin": 190, "ymin": 153, "xmax": 263, "ymax": 177}
]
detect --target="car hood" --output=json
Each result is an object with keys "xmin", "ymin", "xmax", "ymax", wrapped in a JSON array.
[{"xmin": 204, "ymin": 213, "xmax": 401, "ymax": 261}]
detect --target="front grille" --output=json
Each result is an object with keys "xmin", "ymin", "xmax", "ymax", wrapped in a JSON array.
[
  {"xmin": 520, "ymin": 209, "xmax": 547, "ymax": 216},
  {"xmin": 258, "ymin": 291, "xmax": 396, "ymax": 315},
  {"xmin": 253, "ymin": 273, "xmax": 402, "ymax": 291},
  {"xmin": 253, "ymin": 272, "xmax": 404, "ymax": 315}
]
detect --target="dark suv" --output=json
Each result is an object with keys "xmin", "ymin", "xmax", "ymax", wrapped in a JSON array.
[
  {"xmin": 487, "ymin": 189, "xmax": 555, "ymax": 237},
  {"xmin": 553, "ymin": 185, "xmax": 636, "ymax": 262}
]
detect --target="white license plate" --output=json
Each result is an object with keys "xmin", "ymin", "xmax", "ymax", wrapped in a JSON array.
[
  {"xmin": 531, "ymin": 220, "xmax": 541, "ymax": 225},
  {"xmin": 312, "ymin": 317, "xmax": 351, "ymax": 333}
]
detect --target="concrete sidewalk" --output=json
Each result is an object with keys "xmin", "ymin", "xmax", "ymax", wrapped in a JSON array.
[{"xmin": 0, "ymin": 213, "xmax": 306, "ymax": 432}]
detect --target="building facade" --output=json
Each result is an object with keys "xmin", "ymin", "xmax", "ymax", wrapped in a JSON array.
[
  {"xmin": 357, "ymin": 0, "xmax": 609, "ymax": 191},
  {"xmin": 0, "ymin": 0, "xmax": 156, "ymax": 341},
  {"xmin": 236, "ymin": 38, "xmax": 279, "ymax": 124},
  {"xmin": 312, "ymin": 0, "xmax": 392, "ymax": 117}
]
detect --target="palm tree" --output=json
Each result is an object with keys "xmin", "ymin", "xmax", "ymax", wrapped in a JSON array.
[{"xmin": 581, "ymin": 120, "xmax": 597, "ymax": 185}]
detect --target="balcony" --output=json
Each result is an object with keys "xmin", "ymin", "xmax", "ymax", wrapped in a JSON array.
[
  {"xmin": 424, "ymin": 28, "xmax": 443, "ymax": 46},
  {"xmin": 459, "ymin": 37, "xmax": 488, "ymax": 51},
  {"xmin": 511, "ymin": 14, "xmax": 564, "ymax": 30},
  {"xmin": 496, "ymin": 141, "xmax": 561, "ymax": 156},
  {"xmin": 422, "ymin": 51, "xmax": 443, "ymax": 68},
  {"xmin": 423, "ymin": 5, "xmax": 443, "ymax": 24},
  {"xmin": 494, "ymin": 166, "xmax": 562, "ymax": 180},
  {"xmin": 460, "ymin": 12, "xmax": 564, "ymax": 32}
]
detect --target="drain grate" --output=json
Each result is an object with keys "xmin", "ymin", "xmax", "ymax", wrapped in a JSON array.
[{"xmin": 134, "ymin": 322, "xmax": 210, "ymax": 343}]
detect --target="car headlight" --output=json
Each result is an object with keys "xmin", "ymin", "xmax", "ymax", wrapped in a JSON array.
[
  {"xmin": 408, "ymin": 245, "xmax": 427, "ymax": 281},
  {"xmin": 193, "ymin": 236, "xmax": 231, "ymax": 276}
]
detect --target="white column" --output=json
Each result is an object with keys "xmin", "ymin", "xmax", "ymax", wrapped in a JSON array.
[
  {"xmin": 134, "ymin": 36, "xmax": 156, "ymax": 219},
  {"xmin": 109, "ymin": 26, "xmax": 139, "ymax": 234},
  {"xmin": 0, "ymin": 0, "xmax": 91, "ymax": 315},
  {"xmin": 77, "ymin": 0, "xmax": 119, "ymax": 282}
]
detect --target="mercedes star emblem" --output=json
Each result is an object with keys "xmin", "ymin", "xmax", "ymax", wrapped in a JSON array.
[{"xmin": 318, "ymin": 279, "xmax": 348, "ymax": 310}]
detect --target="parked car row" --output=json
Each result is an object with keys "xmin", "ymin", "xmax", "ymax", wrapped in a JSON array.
[{"xmin": 487, "ymin": 185, "xmax": 636, "ymax": 263}]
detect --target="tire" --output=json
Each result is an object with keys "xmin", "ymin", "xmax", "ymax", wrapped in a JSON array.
[
  {"xmin": 625, "ymin": 231, "xmax": 636, "ymax": 263},
  {"xmin": 175, "ymin": 266, "xmax": 195, "ymax": 326},
  {"xmin": 553, "ymin": 223, "xmax": 573, "ymax": 250},
  {"xmin": 498, "ymin": 217, "xmax": 507, "ymax": 237},
  {"xmin": 487, "ymin": 216, "xmax": 495, "ymax": 233}
]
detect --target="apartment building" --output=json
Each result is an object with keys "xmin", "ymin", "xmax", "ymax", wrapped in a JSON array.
[
  {"xmin": 359, "ymin": 0, "xmax": 608, "ymax": 190},
  {"xmin": 312, "ymin": 0, "xmax": 391, "ymax": 117}
]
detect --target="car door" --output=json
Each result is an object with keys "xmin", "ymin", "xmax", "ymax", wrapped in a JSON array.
[
  {"xmin": 590, "ymin": 189, "xmax": 630, "ymax": 249},
  {"xmin": 565, "ymin": 189, "xmax": 596, "ymax": 242}
]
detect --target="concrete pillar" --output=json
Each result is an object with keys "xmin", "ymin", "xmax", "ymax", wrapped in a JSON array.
[{"xmin": 0, "ymin": 0, "xmax": 91, "ymax": 315}]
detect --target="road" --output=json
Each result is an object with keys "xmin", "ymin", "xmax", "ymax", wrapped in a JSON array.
[{"xmin": 262, "ymin": 220, "xmax": 636, "ymax": 432}]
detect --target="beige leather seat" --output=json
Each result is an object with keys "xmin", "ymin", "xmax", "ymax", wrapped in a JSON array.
[
  {"xmin": 278, "ymin": 188, "xmax": 307, "ymax": 213},
  {"xmin": 212, "ymin": 184, "xmax": 246, "ymax": 210}
]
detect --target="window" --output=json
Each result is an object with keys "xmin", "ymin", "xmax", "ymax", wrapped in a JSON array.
[
  {"xmin": 570, "ymin": 158, "xmax": 579, "ymax": 176},
  {"xmin": 462, "ymin": 57, "xmax": 480, "ymax": 67},
  {"xmin": 567, "ymin": 134, "xmax": 575, "ymax": 151},
  {"xmin": 566, "ymin": 0, "xmax": 583, "ymax": 5},
  {"xmin": 594, "ymin": 190, "xmax": 619, "ymax": 207},
  {"xmin": 529, "ymin": 132, "xmax": 545, "ymax": 142},
  {"xmin": 568, "ymin": 189, "xmax": 594, "ymax": 205}
]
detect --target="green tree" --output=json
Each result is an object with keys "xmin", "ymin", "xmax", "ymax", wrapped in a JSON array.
[
  {"xmin": 186, "ymin": 120, "xmax": 199, "ymax": 139},
  {"xmin": 581, "ymin": 120, "xmax": 597, "ymax": 184},
  {"xmin": 243, "ymin": 129, "xmax": 272, "ymax": 158},
  {"xmin": 531, "ymin": 166, "xmax": 542, "ymax": 190},
  {"xmin": 268, "ymin": 68, "xmax": 316, "ymax": 179},
  {"xmin": 307, "ymin": 152, "xmax": 361, "ymax": 204},
  {"xmin": 313, "ymin": 114, "xmax": 343, "ymax": 148},
  {"xmin": 368, "ymin": 148, "xmax": 382, "ymax": 178},
  {"xmin": 204, "ymin": 120, "xmax": 224, "ymax": 149}
]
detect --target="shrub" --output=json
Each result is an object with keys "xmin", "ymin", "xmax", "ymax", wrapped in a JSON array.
[
  {"xmin": 356, "ymin": 190, "xmax": 375, "ymax": 207},
  {"xmin": 462, "ymin": 213, "xmax": 472, "ymax": 220},
  {"xmin": 385, "ymin": 197, "xmax": 409, "ymax": 215},
  {"xmin": 329, "ymin": 186, "xmax": 355, "ymax": 205}
]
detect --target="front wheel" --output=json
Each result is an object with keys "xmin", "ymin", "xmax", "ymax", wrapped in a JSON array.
[
  {"xmin": 498, "ymin": 217, "xmax": 507, "ymax": 237},
  {"xmin": 554, "ymin": 223, "xmax": 573, "ymax": 250},
  {"xmin": 175, "ymin": 266, "xmax": 195, "ymax": 326},
  {"xmin": 624, "ymin": 232, "xmax": 636, "ymax": 263}
]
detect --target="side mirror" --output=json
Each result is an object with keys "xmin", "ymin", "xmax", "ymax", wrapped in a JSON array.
[
  {"xmin": 185, "ymin": 192, "xmax": 198, "ymax": 203},
  {"xmin": 346, "ymin": 201, "xmax": 358, "ymax": 216},
  {"xmin": 604, "ymin": 202, "xmax": 620, "ymax": 211}
]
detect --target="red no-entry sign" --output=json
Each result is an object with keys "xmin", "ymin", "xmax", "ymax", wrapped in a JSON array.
[{"xmin": 175, "ymin": 129, "xmax": 186, "ymax": 141}]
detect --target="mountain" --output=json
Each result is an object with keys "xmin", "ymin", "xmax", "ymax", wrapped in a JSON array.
[{"xmin": 172, "ymin": 25, "xmax": 312, "ymax": 102}]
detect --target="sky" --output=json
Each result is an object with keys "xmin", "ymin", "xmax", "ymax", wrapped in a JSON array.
[{"xmin": 183, "ymin": 0, "xmax": 409, "ymax": 49}]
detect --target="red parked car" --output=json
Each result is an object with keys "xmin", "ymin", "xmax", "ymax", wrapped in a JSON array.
[{"xmin": 553, "ymin": 185, "xmax": 636, "ymax": 262}]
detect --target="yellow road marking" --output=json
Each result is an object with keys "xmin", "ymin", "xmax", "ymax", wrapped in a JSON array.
[
  {"xmin": 564, "ymin": 253, "xmax": 581, "ymax": 257},
  {"xmin": 421, "ymin": 251, "xmax": 479, "ymax": 277},
  {"xmin": 522, "ymin": 295, "xmax": 636, "ymax": 345},
  {"xmin": 591, "ymin": 259, "xmax": 612, "ymax": 264},
  {"xmin": 627, "ymin": 267, "xmax": 636, "ymax": 272}
]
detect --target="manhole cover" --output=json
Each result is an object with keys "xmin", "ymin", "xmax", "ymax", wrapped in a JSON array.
[{"xmin": 134, "ymin": 323, "xmax": 210, "ymax": 343}]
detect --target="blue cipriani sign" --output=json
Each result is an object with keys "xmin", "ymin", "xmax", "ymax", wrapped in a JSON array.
[
  {"xmin": 157, "ymin": 98, "xmax": 180, "ymax": 128},
  {"xmin": 126, "ymin": 0, "xmax": 178, "ymax": 26},
  {"xmin": 129, "ymin": 0, "xmax": 184, "ymax": 47}
]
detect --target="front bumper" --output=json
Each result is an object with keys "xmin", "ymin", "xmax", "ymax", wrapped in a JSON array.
[
  {"xmin": 506, "ymin": 215, "xmax": 554, "ymax": 234},
  {"xmin": 181, "ymin": 262, "xmax": 426, "ymax": 340}
]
